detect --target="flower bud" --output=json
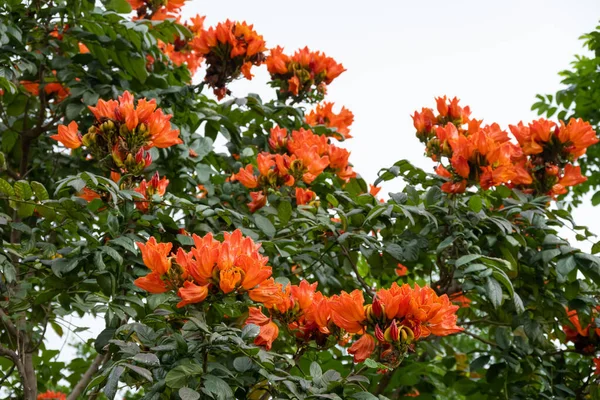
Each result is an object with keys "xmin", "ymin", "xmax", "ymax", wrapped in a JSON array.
[
  {"xmin": 112, "ymin": 144, "xmax": 124, "ymax": 167},
  {"xmin": 374, "ymin": 324, "xmax": 385, "ymax": 342},
  {"xmin": 138, "ymin": 123, "xmax": 148, "ymax": 135},
  {"xmin": 545, "ymin": 164, "xmax": 559, "ymax": 176},
  {"xmin": 82, "ymin": 132, "xmax": 96, "ymax": 147},
  {"xmin": 398, "ymin": 325, "xmax": 415, "ymax": 344},
  {"xmin": 384, "ymin": 320, "xmax": 399, "ymax": 342},
  {"xmin": 372, "ymin": 296, "xmax": 384, "ymax": 319},
  {"xmin": 144, "ymin": 152, "xmax": 152, "ymax": 167}
]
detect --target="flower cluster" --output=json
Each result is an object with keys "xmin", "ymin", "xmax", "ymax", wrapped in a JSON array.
[
  {"xmin": 133, "ymin": 230, "xmax": 462, "ymax": 368},
  {"xmin": 232, "ymin": 127, "xmax": 356, "ymax": 212},
  {"xmin": 412, "ymin": 96, "xmax": 598, "ymax": 196},
  {"xmin": 134, "ymin": 230, "xmax": 273, "ymax": 307},
  {"xmin": 127, "ymin": 0, "xmax": 186, "ymax": 20},
  {"xmin": 51, "ymin": 91, "xmax": 182, "ymax": 175},
  {"xmin": 193, "ymin": 20, "xmax": 267, "ymax": 99},
  {"xmin": 37, "ymin": 391, "xmax": 66, "ymax": 400},
  {"xmin": 156, "ymin": 15, "xmax": 206, "ymax": 75},
  {"xmin": 246, "ymin": 280, "xmax": 462, "ymax": 367},
  {"xmin": 21, "ymin": 74, "xmax": 70, "ymax": 102},
  {"xmin": 305, "ymin": 102, "xmax": 354, "ymax": 140},
  {"xmin": 266, "ymin": 46, "xmax": 345, "ymax": 103},
  {"xmin": 563, "ymin": 307, "xmax": 600, "ymax": 355},
  {"xmin": 134, "ymin": 172, "xmax": 169, "ymax": 212}
]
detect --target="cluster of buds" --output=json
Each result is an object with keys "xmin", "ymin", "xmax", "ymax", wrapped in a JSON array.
[
  {"xmin": 412, "ymin": 96, "xmax": 598, "ymax": 196},
  {"xmin": 127, "ymin": 0, "xmax": 186, "ymax": 20},
  {"xmin": 266, "ymin": 46, "xmax": 345, "ymax": 103},
  {"xmin": 134, "ymin": 172, "xmax": 169, "ymax": 212},
  {"xmin": 305, "ymin": 102, "xmax": 355, "ymax": 140},
  {"xmin": 51, "ymin": 91, "xmax": 182, "ymax": 175},
  {"xmin": 192, "ymin": 20, "xmax": 267, "ymax": 99},
  {"xmin": 563, "ymin": 307, "xmax": 600, "ymax": 355},
  {"xmin": 232, "ymin": 127, "xmax": 356, "ymax": 212}
]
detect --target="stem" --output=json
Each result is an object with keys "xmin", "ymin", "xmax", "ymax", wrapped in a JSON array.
[
  {"xmin": 66, "ymin": 353, "xmax": 109, "ymax": 400},
  {"xmin": 339, "ymin": 243, "xmax": 375, "ymax": 297}
]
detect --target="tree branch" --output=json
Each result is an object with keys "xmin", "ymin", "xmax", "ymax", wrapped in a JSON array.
[
  {"xmin": 463, "ymin": 330, "xmax": 497, "ymax": 347},
  {"xmin": 0, "ymin": 344, "xmax": 30, "ymax": 397},
  {"xmin": 66, "ymin": 353, "xmax": 109, "ymax": 400},
  {"xmin": 338, "ymin": 243, "xmax": 375, "ymax": 297}
]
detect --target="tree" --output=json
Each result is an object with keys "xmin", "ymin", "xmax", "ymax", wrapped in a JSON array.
[
  {"xmin": 533, "ymin": 21, "xmax": 600, "ymax": 207},
  {"xmin": 1, "ymin": 0, "xmax": 600, "ymax": 399}
]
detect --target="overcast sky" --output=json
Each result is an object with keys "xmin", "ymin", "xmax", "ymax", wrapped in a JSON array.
[{"xmin": 46, "ymin": 0, "xmax": 600, "ymax": 366}]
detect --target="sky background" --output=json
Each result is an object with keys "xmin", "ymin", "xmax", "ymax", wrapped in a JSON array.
[{"xmin": 46, "ymin": 0, "xmax": 600, "ymax": 366}]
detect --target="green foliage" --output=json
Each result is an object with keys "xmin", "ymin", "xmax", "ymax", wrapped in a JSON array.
[
  {"xmin": 0, "ymin": 1, "xmax": 599, "ymax": 399},
  {"xmin": 533, "ymin": 21, "xmax": 600, "ymax": 207}
]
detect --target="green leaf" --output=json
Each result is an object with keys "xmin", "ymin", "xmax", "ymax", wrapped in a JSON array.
[
  {"xmin": 105, "ymin": 0, "xmax": 132, "ymax": 13},
  {"xmin": 132, "ymin": 353, "xmax": 160, "ymax": 366},
  {"xmin": 557, "ymin": 256, "xmax": 577, "ymax": 281},
  {"xmin": 233, "ymin": 356, "xmax": 252, "ymax": 372},
  {"xmin": 468, "ymin": 195, "xmax": 483, "ymax": 212},
  {"xmin": 455, "ymin": 254, "xmax": 481, "ymax": 268},
  {"xmin": 351, "ymin": 393, "xmax": 378, "ymax": 400},
  {"xmin": 14, "ymin": 180, "xmax": 32, "ymax": 199},
  {"xmin": 485, "ymin": 277, "xmax": 503, "ymax": 308},
  {"xmin": 0, "ymin": 178, "xmax": 14, "ymax": 196},
  {"xmin": 165, "ymin": 364, "xmax": 203, "ymax": 389},
  {"xmin": 254, "ymin": 214, "xmax": 275, "ymax": 238},
  {"xmin": 51, "ymin": 257, "xmax": 80, "ymax": 277},
  {"xmin": 310, "ymin": 361, "xmax": 322, "ymax": 380},
  {"xmin": 123, "ymin": 363, "xmax": 153, "ymax": 382},
  {"xmin": 277, "ymin": 200, "xmax": 292, "ymax": 225},
  {"xmin": 30, "ymin": 181, "xmax": 49, "ymax": 201},
  {"xmin": 179, "ymin": 387, "xmax": 200, "ymax": 400},
  {"xmin": 104, "ymin": 365, "xmax": 125, "ymax": 400},
  {"xmin": 203, "ymin": 375, "xmax": 233, "ymax": 400}
]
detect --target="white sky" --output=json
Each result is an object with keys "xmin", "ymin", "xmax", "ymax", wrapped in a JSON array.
[{"xmin": 45, "ymin": 0, "xmax": 600, "ymax": 369}]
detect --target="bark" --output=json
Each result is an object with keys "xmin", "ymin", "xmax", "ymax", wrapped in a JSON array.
[{"xmin": 66, "ymin": 353, "xmax": 109, "ymax": 400}]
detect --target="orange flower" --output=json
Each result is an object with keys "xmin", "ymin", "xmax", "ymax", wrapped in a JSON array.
[
  {"xmin": 192, "ymin": 20, "xmax": 266, "ymax": 99},
  {"xmin": 248, "ymin": 278, "xmax": 292, "ymax": 312},
  {"xmin": 176, "ymin": 281, "xmax": 209, "ymax": 308},
  {"xmin": 305, "ymin": 102, "xmax": 354, "ymax": 139},
  {"xmin": 134, "ymin": 172, "xmax": 169, "ymax": 212},
  {"xmin": 369, "ymin": 184, "xmax": 382, "ymax": 197},
  {"xmin": 295, "ymin": 187, "xmax": 316, "ymax": 205},
  {"xmin": 78, "ymin": 187, "xmax": 101, "ymax": 202},
  {"xmin": 348, "ymin": 333, "xmax": 376, "ymax": 363},
  {"xmin": 329, "ymin": 290, "xmax": 367, "ymax": 333},
  {"xmin": 435, "ymin": 164, "xmax": 452, "ymax": 179},
  {"xmin": 375, "ymin": 283, "xmax": 462, "ymax": 339},
  {"xmin": 266, "ymin": 46, "xmax": 345, "ymax": 102},
  {"xmin": 287, "ymin": 128, "xmax": 329, "ymax": 156},
  {"xmin": 441, "ymin": 180, "xmax": 467, "ymax": 194},
  {"xmin": 233, "ymin": 164, "xmax": 259, "ymax": 189},
  {"xmin": 134, "ymin": 271, "xmax": 167, "ymax": 294},
  {"xmin": 268, "ymin": 126, "xmax": 288, "ymax": 151},
  {"xmin": 594, "ymin": 358, "xmax": 600, "ymax": 375},
  {"xmin": 78, "ymin": 42, "xmax": 90, "ymax": 54},
  {"xmin": 412, "ymin": 107, "xmax": 436, "ymax": 136},
  {"xmin": 136, "ymin": 237, "xmax": 172, "ymax": 275},
  {"xmin": 328, "ymin": 145, "xmax": 356, "ymax": 181},
  {"xmin": 196, "ymin": 184, "xmax": 208, "ymax": 199},
  {"xmin": 51, "ymin": 121, "xmax": 82, "ymax": 149},
  {"xmin": 290, "ymin": 280, "xmax": 318, "ymax": 311},
  {"xmin": 395, "ymin": 263, "xmax": 408, "ymax": 277},
  {"xmin": 558, "ymin": 118, "xmax": 598, "ymax": 159},
  {"xmin": 246, "ymin": 307, "xmax": 279, "ymax": 350},
  {"xmin": 558, "ymin": 164, "xmax": 586, "ymax": 187},
  {"xmin": 247, "ymin": 191, "xmax": 267, "ymax": 212},
  {"xmin": 37, "ymin": 391, "xmax": 67, "ymax": 400}
]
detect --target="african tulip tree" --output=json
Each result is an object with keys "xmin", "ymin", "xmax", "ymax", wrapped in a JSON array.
[{"xmin": 1, "ymin": 0, "xmax": 600, "ymax": 399}]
